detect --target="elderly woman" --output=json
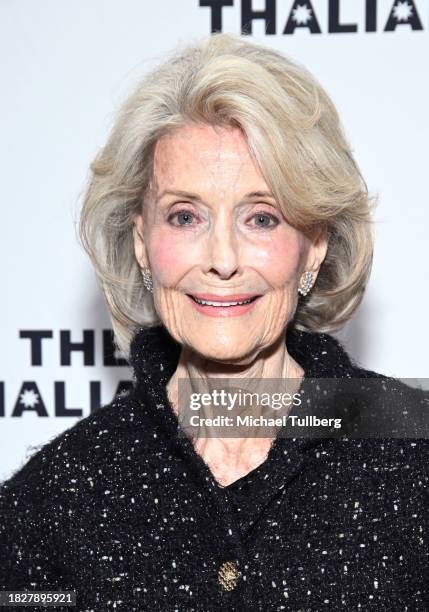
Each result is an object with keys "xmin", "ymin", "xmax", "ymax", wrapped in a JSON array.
[{"xmin": 1, "ymin": 34, "xmax": 427, "ymax": 611}]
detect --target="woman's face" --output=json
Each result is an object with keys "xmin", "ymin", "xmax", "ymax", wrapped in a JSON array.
[{"xmin": 134, "ymin": 124, "xmax": 327, "ymax": 364}]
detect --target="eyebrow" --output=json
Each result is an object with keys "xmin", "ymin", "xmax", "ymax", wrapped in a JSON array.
[{"xmin": 155, "ymin": 189, "xmax": 277, "ymax": 203}]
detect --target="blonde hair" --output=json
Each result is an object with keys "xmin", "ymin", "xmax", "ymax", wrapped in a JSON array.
[{"xmin": 79, "ymin": 33, "xmax": 376, "ymax": 358}]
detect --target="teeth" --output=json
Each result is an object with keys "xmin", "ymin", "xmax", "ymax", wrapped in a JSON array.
[{"xmin": 192, "ymin": 297, "xmax": 254, "ymax": 306}]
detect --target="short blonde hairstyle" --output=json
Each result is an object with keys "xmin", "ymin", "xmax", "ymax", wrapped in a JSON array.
[{"xmin": 79, "ymin": 33, "xmax": 376, "ymax": 358}]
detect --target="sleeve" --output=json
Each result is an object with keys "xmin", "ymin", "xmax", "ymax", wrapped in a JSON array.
[{"xmin": 0, "ymin": 453, "xmax": 66, "ymax": 591}]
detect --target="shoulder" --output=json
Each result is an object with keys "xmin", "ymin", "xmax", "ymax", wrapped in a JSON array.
[
  {"xmin": 295, "ymin": 331, "xmax": 429, "ymax": 472},
  {"xmin": 311, "ymin": 368, "xmax": 429, "ymax": 486},
  {"xmin": 0, "ymin": 388, "xmax": 166, "ymax": 584},
  {"xmin": 0, "ymin": 389, "xmax": 156, "ymax": 506},
  {"xmin": 0, "ymin": 394, "xmax": 129, "ymax": 582}
]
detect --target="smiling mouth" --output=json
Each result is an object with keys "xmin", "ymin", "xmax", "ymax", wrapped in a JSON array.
[{"xmin": 187, "ymin": 295, "xmax": 261, "ymax": 307}]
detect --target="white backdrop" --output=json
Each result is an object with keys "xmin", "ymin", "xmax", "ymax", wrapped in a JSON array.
[{"xmin": 1, "ymin": 0, "xmax": 428, "ymax": 483}]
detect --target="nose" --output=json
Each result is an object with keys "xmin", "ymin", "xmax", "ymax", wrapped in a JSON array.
[{"xmin": 202, "ymin": 216, "xmax": 241, "ymax": 280}]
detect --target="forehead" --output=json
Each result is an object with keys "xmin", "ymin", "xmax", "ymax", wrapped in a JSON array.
[{"xmin": 152, "ymin": 123, "xmax": 267, "ymax": 192}]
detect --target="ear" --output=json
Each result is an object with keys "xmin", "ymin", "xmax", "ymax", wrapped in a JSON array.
[
  {"xmin": 304, "ymin": 226, "xmax": 328, "ymax": 275},
  {"xmin": 132, "ymin": 213, "xmax": 149, "ymax": 269}
]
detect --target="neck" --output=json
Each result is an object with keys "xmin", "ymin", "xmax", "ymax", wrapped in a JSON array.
[{"xmin": 166, "ymin": 331, "xmax": 304, "ymax": 486}]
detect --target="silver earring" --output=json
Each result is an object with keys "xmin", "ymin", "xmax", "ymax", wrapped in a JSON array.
[
  {"xmin": 298, "ymin": 271, "xmax": 315, "ymax": 296},
  {"xmin": 141, "ymin": 267, "xmax": 153, "ymax": 293}
]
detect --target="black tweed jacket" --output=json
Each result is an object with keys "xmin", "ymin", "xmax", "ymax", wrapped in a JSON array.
[{"xmin": 0, "ymin": 325, "xmax": 428, "ymax": 611}]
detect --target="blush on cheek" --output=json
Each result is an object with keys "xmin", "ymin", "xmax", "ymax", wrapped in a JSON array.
[
  {"xmin": 248, "ymin": 238, "xmax": 304, "ymax": 286},
  {"xmin": 149, "ymin": 233, "xmax": 198, "ymax": 285}
]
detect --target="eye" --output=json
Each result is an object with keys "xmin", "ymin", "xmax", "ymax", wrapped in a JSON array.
[
  {"xmin": 167, "ymin": 209, "xmax": 198, "ymax": 226},
  {"xmin": 250, "ymin": 211, "xmax": 280, "ymax": 228},
  {"xmin": 166, "ymin": 207, "xmax": 280, "ymax": 228}
]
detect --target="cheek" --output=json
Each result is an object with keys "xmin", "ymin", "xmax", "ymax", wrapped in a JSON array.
[
  {"xmin": 147, "ymin": 230, "xmax": 199, "ymax": 284},
  {"xmin": 248, "ymin": 233, "xmax": 306, "ymax": 285}
]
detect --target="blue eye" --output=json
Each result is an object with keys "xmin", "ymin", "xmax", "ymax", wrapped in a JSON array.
[
  {"xmin": 167, "ymin": 209, "xmax": 280, "ymax": 228},
  {"xmin": 167, "ymin": 210, "xmax": 196, "ymax": 226},
  {"xmin": 252, "ymin": 212, "xmax": 279, "ymax": 228}
]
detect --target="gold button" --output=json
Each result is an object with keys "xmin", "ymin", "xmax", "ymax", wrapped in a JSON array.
[{"xmin": 218, "ymin": 561, "xmax": 241, "ymax": 591}]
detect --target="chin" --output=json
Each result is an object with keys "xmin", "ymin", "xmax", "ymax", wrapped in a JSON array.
[{"xmin": 189, "ymin": 336, "xmax": 258, "ymax": 365}]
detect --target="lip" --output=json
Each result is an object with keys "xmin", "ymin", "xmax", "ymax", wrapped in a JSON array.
[
  {"xmin": 186, "ymin": 293, "xmax": 262, "ymax": 318},
  {"xmin": 188, "ymin": 293, "xmax": 260, "ymax": 302}
]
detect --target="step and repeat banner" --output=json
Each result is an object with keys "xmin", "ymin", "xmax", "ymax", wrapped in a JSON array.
[{"xmin": 2, "ymin": 0, "xmax": 428, "ymax": 482}]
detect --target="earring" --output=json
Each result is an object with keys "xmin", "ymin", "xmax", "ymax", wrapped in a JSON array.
[
  {"xmin": 298, "ymin": 271, "xmax": 315, "ymax": 296},
  {"xmin": 141, "ymin": 267, "xmax": 153, "ymax": 293}
]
